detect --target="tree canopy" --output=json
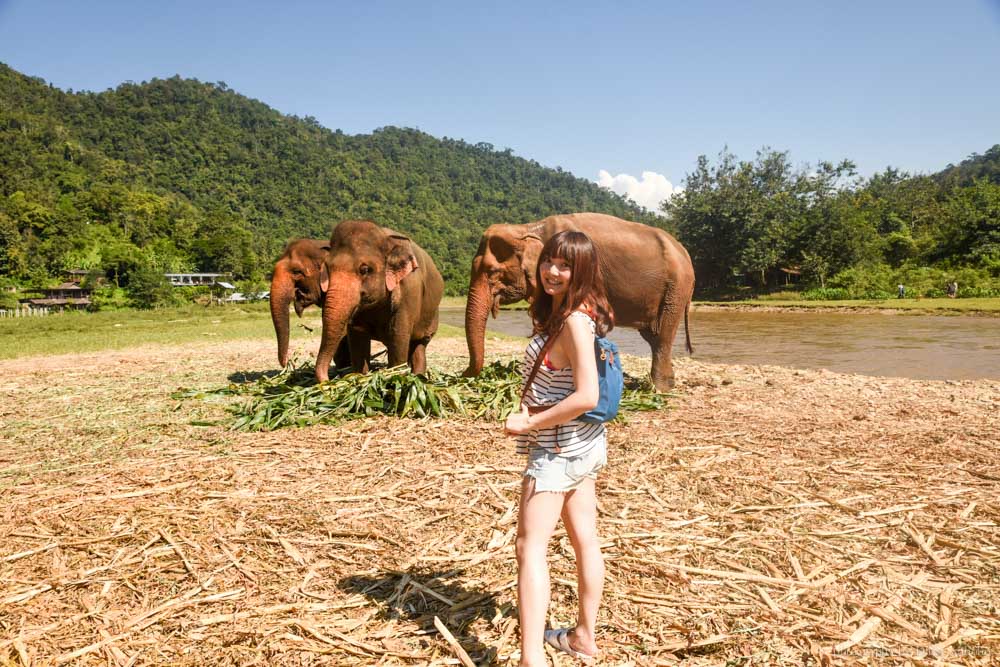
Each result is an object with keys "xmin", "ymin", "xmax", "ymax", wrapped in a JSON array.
[
  {"xmin": 665, "ymin": 147, "xmax": 999, "ymax": 296},
  {"xmin": 2, "ymin": 62, "xmax": 996, "ymax": 302}
]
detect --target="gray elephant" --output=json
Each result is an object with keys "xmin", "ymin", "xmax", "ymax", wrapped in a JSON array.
[
  {"xmin": 269, "ymin": 238, "xmax": 350, "ymax": 370},
  {"xmin": 464, "ymin": 212, "xmax": 694, "ymax": 390},
  {"xmin": 314, "ymin": 220, "xmax": 444, "ymax": 383}
]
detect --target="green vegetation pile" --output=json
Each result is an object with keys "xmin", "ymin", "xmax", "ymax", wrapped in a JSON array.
[{"xmin": 176, "ymin": 359, "xmax": 666, "ymax": 431}]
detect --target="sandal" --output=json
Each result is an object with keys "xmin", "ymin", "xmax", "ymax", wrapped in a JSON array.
[{"xmin": 544, "ymin": 628, "xmax": 598, "ymax": 664}]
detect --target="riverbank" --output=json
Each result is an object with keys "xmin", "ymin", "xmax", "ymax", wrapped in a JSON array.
[
  {"xmin": 2, "ymin": 296, "xmax": 996, "ymax": 362},
  {"xmin": 444, "ymin": 295, "xmax": 1000, "ymax": 315},
  {"xmin": 693, "ymin": 297, "xmax": 1000, "ymax": 316},
  {"xmin": 1, "ymin": 337, "xmax": 997, "ymax": 665}
]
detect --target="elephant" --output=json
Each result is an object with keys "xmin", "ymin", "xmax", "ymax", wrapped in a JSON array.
[
  {"xmin": 269, "ymin": 238, "xmax": 349, "ymax": 370},
  {"xmin": 463, "ymin": 212, "xmax": 694, "ymax": 391},
  {"xmin": 314, "ymin": 220, "xmax": 444, "ymax": 383}
]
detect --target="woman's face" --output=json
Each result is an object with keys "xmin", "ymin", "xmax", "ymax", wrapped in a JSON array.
[{"xmin": 539, "ymin": 255, "xmax": 572, "ymax": 299}]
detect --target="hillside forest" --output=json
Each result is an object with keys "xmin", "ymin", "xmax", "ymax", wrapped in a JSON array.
[{"xmin": 1, "ymin": 63, "xmax": 998, "ymax": 308}]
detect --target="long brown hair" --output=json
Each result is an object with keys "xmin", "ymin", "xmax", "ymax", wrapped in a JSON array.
[{"xmin": 530, "ymin": 230, "xmax": 614, "ymax": 337}]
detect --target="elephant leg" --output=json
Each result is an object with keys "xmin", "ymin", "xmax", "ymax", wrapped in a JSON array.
[
  {"xmin": 408, "ymin": 338, "xmax": 429, "ymax": 374},
  {"xmin": 386, "ymin": 320, "xmax": 412, "ymax": 369},
  {"xmin": 409, "ymin": 310, "xmax": 437, "ymax": 374},
  {"xmin": 348, "ymin": 330, "xmax": 371, "ymax": 374},
  {"xmin": 637, "ymin": 327, "xmax": 671, "ymax": 391},
  {"xmin": 651, "ymin": 304, "xmax": 685, "ymax": 391},
  {"xmin": 650, "ymin": 344, "xmax": 676, "ymax": 391},
  {"xmin": 334, "ymin": 338, "xmax": 352, "ymax": 370}
]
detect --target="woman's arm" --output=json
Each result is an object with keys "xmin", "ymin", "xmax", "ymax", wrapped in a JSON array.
[{"xmin": 505, "ymin": 315, "xmax": 598, "ymax": 434}]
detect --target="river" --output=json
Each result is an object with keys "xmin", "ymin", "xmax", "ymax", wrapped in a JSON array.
[{"xmin": 438, "ymin": 308, "xmax": 1000, "ymax": 381}]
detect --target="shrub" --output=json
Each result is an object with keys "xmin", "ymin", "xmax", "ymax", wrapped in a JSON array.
[
  {"xmin": 0, "ymin": 291, "xmax": 20, "ymax": 309},
  {"xmin": 825, "ymin": 263, "xmax": 1000, "ymax": 299},
  {"xmin": 90, "ymin": 287, "xmax": 130, "ymax": 311},
  {"xmin": 126, "ymin": 266, "xmax": 182, "ymax": 309},
  {"xmin": 958, "ymin": 286, "xmax": 1000, "ymax": 298},
  {"xmin": 856, "ymin": 289, "xmax": 894, "ymax": 300},
  {"xmin": 828, "ymin": 264, "xmax": 895, "ymax": 299},
  {"xmin": 801, "ymin": 287, "xmax": 850, "ymax": 301},
  {"xmin": 757, "ymin": 290, "xmax": 802, "ymax": 301}
]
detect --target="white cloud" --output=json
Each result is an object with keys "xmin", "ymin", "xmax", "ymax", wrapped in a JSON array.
[{"xmin": 596, "ymin": 169, "xmax": 678, "ymax": 213}]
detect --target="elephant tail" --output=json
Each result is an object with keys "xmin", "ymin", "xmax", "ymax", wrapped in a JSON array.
[{"xmin": 684, "ymin": 300, "xmax": 694, "ymax": 354}]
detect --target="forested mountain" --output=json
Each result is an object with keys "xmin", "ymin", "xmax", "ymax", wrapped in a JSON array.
[
  {"xmin": 0, "ymin": 63, "xmax": 658, "ymax": 294},
  {"xmin": 2, "ymin": 62, "xmax": 996, "ymax": 304},
  {"xmin": 936, "ymin": 144, "xmax": 1000, "ymax": 186}
]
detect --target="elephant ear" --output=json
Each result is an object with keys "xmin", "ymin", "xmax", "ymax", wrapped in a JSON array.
[
  {"xmin": 319, "ymin": 261, "xmax": 330, "ymax": 293},
  {"xmin": 308, "ymin": 241, "xmax": 331, "ymax": 294},
  {"xmin": 383, "ymin": 234, "xmax": 419, "ymax": 292},
  {"xmin": 515, "ymin": 231, "xmax": 544, "ymax": 300}
]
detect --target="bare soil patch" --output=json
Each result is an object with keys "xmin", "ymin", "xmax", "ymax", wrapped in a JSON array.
[{"xmin": 1, "ymin": 339, "xmax": 998, "ymax": 665}]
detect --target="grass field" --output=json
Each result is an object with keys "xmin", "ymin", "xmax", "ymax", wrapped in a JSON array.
[{"xmin": 0, "ymin": 303, "xmax": 465, "ymax": 360}]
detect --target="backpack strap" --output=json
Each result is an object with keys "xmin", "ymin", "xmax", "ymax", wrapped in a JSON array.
[
  {"xmin": 520, "ymin": 322, "xmax": 564, "ymax": 406},
  {"xmin": 521, "ymin": 310, "xmax": 596, "ymax": 406}
]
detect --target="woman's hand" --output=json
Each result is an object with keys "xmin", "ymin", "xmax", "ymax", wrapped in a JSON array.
[{"xmin": 504, "ymin": 405, "xmax": 533, "ymax": 435}]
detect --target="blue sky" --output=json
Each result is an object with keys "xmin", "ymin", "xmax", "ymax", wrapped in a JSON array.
[{"xmin": 1, "ymin": 0, "xmax": 998, "ymax": 211}]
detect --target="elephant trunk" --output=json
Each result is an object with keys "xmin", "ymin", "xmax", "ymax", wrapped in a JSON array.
[
  {"xmin": 462, "ymin": 267, "xmax": 493, "ymax": 377},
  {"xmin": 315, "ymin": 274, "xmax": 361, "ymax": 383},
  {"xmin": 270, "ymin": 265, "xmax": 295, "ymax": 367}
]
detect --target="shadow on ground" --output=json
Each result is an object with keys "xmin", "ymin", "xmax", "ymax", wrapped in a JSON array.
[{"xmin": 340, "ymin": 567, "xmax": 506, "ymax": 664}]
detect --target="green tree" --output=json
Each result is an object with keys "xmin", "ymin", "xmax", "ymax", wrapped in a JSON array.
[
  {"xmin": 666, "ymin": 149, "xmax": 855, "ymax": 289},
  {"xmin": 125, "ymin": 264, "xmax": 178, "ymax": 309},
  {"xmin": 935, "ymin": 179, "xmax": 1000, "ymax": 268}
]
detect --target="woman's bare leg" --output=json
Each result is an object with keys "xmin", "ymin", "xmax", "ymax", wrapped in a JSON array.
[
  {"xmin": 560, "ymin": 477, "xmax": 602, "ymax": 656},
  {"xmin": 516, "ymin": 476, "xmax": 565, "ymax": 666}
]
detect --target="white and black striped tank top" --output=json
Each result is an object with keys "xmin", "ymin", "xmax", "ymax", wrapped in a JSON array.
[{"xmin": 515, "ymin": 311, "xmax": 606, "ymax": 457}]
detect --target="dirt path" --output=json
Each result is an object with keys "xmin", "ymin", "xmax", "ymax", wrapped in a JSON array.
[{"xmin": 1, "ymin": 339, "xmax": 998, "ymax": 665}]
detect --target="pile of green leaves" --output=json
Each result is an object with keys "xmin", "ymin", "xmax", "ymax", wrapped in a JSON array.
[{"xmin": 176, "ymin": 360, "xmax": 667, "ymax": 432}]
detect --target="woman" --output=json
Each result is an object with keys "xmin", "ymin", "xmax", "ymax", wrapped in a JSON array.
[{"xmin": 505, "ymin": 230, "xmax": 613, "ymax": 665}]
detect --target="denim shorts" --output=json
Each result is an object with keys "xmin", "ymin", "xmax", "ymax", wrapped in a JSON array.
[{"xmin": 524, "ymin": 436, "xmax": 607, "ymax": 492}]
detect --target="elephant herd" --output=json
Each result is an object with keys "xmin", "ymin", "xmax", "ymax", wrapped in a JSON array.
[{"xmin": 269, "ymin": 213, "xmax": 695, "ymax": 391}]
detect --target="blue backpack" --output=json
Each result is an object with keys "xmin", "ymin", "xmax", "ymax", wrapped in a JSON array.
[
  {"xmin": 580, "ymin": 336, "xmax": 623, "ymax": 423},
  {"xmin": 522, "ymin": 323, "xmax": 624, "ymax": 424}
]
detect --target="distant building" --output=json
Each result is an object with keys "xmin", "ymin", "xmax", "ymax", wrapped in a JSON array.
[
  {"xmin": 779, "ymin": 267, "xmax": 802, "ymax": 286},
  {"xmin": 64, "ymin": 269, "xmax": 91, "ymax": 281},
  {"xmin": 164, "ymin": 273, "xmax": 231, "ymax": 286},
  {"xmin": 19, "ymin": 282, "xmax": 93, "ymax": 311}
]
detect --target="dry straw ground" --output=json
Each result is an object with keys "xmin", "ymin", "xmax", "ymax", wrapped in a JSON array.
[{"xmin": 1, "ymin": 337, "xmax": 998, "ymax": 666}]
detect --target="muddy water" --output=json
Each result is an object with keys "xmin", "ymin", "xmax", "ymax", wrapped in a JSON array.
[{"xmin": 439, "ymin": 308, "xmax": 1000, "ymax": 381}]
